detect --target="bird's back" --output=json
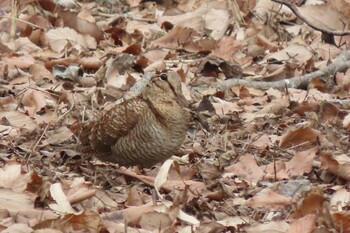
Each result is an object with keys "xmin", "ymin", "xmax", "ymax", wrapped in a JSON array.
[{"xmin": 72, "ymin": 72, "xmax": 190, "ymax": 167}]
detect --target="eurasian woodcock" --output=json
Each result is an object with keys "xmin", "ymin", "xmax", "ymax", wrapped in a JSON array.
[{"xmin": 71, "ymin": 71, "xmax": 191, "ymax": 167}]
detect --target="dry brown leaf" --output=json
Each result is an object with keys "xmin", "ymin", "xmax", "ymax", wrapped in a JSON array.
[
  {"xmin": 211, "ymin": 36, "xmax": 242, "ymax": 61},
  {"xmin": 29, "ymin": 63, "xmax": 54, "ymax": 82},
  {"xmin": 279, "ymin": 123, "xmax": 324, "ymax": 149},
  {"xmin": 261, "ymin": 161, "xmax": 290, "ymax": 180},
  {"xmin": 43, "ymin": 126, "xmax": 73, "ymax": 145},
  {"xmin": 320, "ymin": 153, "xmax": 350, "ymax": 180},
  {"xmin": 125, "ymin": 186, "xmax": 147, "ymax": 206},
  {"xmin": 139, "ymin": 211, "xmax": 172, "ymax": 231},
  {"xmin": 212, "ymin": 97, "xmax": 242, "ymax": 115},
  {"xmin": 1, "ymin": 223, "xmax": 33, "ymax": 233},
  {"xmin": 126, "ymin": 0, "xmax": 141, "ymax": 7},
  {"xmin": 264, "ymin": 44, "xmax": 313, "ymax": 64},
  {"xmin": 290, "ymin": 101, "xmax": 320, "ymax": 117},
  {"xmin": 285, "ymin": 147, "xmax": 318, "ymax": 177},
  {"xmin": 291, "ymin": 191, "xmax": 326, "ymax": 219},
  {"xmin": 249, "ymin": 133, "xmax": 275, "ymax": 148},
  {"xmin": 0, "ymin": 162, "xmax": 33, "ymax": 192},
  {"xmin": 21, "ymin": 89, "xmax": 51, "ymax": 116},
  {"xmin": 0, "ymin": 189, "xmax": 35, "ymax": 212},
  {"xmin": 217, "ymin": 216, "xmax": 250, "ymax": 228},
  {"xmin": 254, "ymin": 0, "xmax": 293, "ymax": 20},
  {"xmin": 126, "ymin": 20, "xmax": 162, "ymax": 41},
  {"xmin": 14, "ymin": 37, "xmax": 41, "ymax": 52},
  {"xmin": 332, "ymin": 212, "xmax": 350, "ymax": 232},
  {"xmin": 143, "ymin": 49, "xmax": 169, "ymax": 63},
  {"xmin": 246, "ymin": 221, "xmax": 290, "ymax": 233},
  {"xmin": 195, "ymin": 221, "xmax": 226, "ymax": 233},
  {"xmin": 330, "ymin": 186, "xmax": 350, "ymax": 210},
  {"xmin": 248, "ymin": 187, "xmax": 293, "ymax": 209},
  {"xmin": 225, "ymin": 154, "xmax": 264, "ymax": 183},
  {"xmin": 151, "ymin": 26, "xmax": 199, "ymax": 50},
  {"xmin": 45, "ymin": 27, "xmax": 93, "ymax": 53},
  {"xmin": 158, "ymin": 3, "xmax": 226, "ymax": 34},
  {"xmin": 298, "ymin": 4, "xmax": 349, "ymax": 31},
  {"xmin": 1, "ymin": 53, "xmax": 36, "ymax": 69},
  {"xmin": 77, "ymin": 8, "xmax": 95, "ymax": 23},
  {"xmin": 203, "ymin": 8, "xmax": 229, "ymax": 39},
  {"xmin": 116, "ymin": 167, "xmax": 206, "ymax": 194},
  {"xmin": 117, "ymin": 202, "xmax": 155, "ymax": 226},
  {"xmin": 342, "ymin": 113, "xmax": 350, "ymax": 128},
  {"xmin": 286, "ymin": 214, "xmax": 316, "ymax": 233},
  {"xmin": 58, "ymin": 10, "xmax": 103, "ymax": 42},
  {"xmin": 35, "ymin": 210, "xmax": 100, "ymax": 233},
  {"xmin": 320, "ymin": 102, "xmax": 345, "ymax": 123}
]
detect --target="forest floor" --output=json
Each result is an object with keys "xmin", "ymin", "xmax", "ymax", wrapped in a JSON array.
[{"xmin": 1, "ymin": 0, "xmax": 350, "ymax": 232}]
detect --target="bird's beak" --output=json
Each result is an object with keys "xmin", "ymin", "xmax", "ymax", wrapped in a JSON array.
[{"xmin": 176, "ymin": 92, "xmax": 190, "ymax": 108}]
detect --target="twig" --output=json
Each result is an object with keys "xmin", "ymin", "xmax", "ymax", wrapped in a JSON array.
[
  {"xmin": 25, "ymin": 123, "xmax": 50, "ymax": 166},
  {"xmin": 219, "ymin": 50, "xmax": 350, "ymax": 91},
  {"xmin": 272, "ymin": 0, "xmax": 350, "ymax": 36},
  {"xmin": 115, "ymin": 72, "xmax": 155, "ymax": 104},
  {"xmin": 93, "ymin": 11, "xmax": 157, "ymax": 23},
  {"xmin": 57, "ymin": 104, "xmax": 75, "ymax": 121},
  {"xmin": 125, "ymin": 15, "xmax": 157, "ymax": 23},
  {"xmin": 0, "ymin": 15, "xmax": 43, "ymax": 30},
  {"xmin": 10, "ymin": 0, "xmax": 18, "ymax": 38}
]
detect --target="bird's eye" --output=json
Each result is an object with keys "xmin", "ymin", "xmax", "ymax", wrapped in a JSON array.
[{"xmin": 160, "ymin": 74, "xmax": 167, "ymax": 81}]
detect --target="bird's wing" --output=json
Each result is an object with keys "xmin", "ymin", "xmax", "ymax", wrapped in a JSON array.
[{"xmin": 71, "ymin": 98, "xmax": 146, "ymax": 155}]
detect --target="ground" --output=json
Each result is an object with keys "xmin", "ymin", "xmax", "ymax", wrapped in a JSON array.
[{"xmin": 1, "ymin": 0, "xmax": 350, "ymax": 232}]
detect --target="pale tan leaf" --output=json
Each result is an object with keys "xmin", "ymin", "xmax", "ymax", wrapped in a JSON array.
[
  {"xmin": 286, "ymin": 214, "xmax": 316, "ymax": 233},
  {"xmin": 49, "ymin": 183, "xmax": 80, "ymax": 214},
  {"xmin": 320, "ymin": 153, "xmax": 350, "ymax": 180},
  {"xmin": 139, "ymin": 212, "xmax": 172, "ymax": 231},
  {"xmin": 225, "ymin": 154, "xmax": 264, "ymax": 183},
  {"xmin": 2, "ymin": 223, "xmax": 33, "ymax": 233},
  {"xmin": 46, "ymin": 27, "xmax": 88, "ymax": 53},
  {"xmin": 330, "ymin": 186, "xmax": 350, "ymax": 210},
  {"xmin": 286, "ymin": 147, "xmax": 318, "ymax": 177},
  {"xmin": 0, "ymin": 189, "xmax": 35, "ymax": 212},
  {"xmin": 298, "ymin": 4, "xmax": 349, "ymax": 32},
  {"xmin": 248, "ymin": 188, "xmax": 293, "ymax": 209},
  {"xmin": 279, "ymin": 123, "xmax": 324, "ymax": 149},
  {"xmin": 0, "ymin": 163, "xmax": 32, "ymax": 193},
  {"xmin": 246, "ymin": 221, "xmax": 290, "ymax": 233},
  {"xmin": 264, "ymin": 44, "xmax": 313, "ymax": 64},
  {"xmin": 154, "ymin": 159, "xmax": 174, "ymax": 199}
]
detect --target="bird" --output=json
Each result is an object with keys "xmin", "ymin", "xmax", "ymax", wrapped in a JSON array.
[{"xmin": 71, "ymin": 71, "xmax": 191, "ymax": 168}]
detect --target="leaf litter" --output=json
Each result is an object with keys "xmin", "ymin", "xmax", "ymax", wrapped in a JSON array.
[{"xmin": 1, "ymin": 0, "xmax": 350, "ymax": 232}]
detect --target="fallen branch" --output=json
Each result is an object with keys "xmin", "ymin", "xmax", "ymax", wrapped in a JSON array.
[
  {"xmin": 219, "ymin": 50, "xmax": 350, "ymax": 91},
  {"xmin": 272, "ymin": 0, "xmax": 350, "ymax": 36}
]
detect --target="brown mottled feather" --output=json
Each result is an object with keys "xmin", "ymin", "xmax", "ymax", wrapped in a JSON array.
[{"xmin": 71, "ymin": 72, "xmax": 190, "ymax": 167}]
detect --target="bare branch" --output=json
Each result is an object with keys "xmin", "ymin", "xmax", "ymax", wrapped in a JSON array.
[
  {"xmin": 219, "ymin": 50, "xmax": 350, "ymax": 91},
  {"xmin": 272, "ymin": 0, "xmax": 350, "ymax": 36}
]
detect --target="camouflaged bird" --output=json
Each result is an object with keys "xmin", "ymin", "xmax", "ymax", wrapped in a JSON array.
[{"xmin": 71, "ymin": 71, "xmax": 190, "ymax": 167}]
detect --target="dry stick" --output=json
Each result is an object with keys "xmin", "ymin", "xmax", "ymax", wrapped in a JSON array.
[
  {"xmin": 9, "ymin": 0, "xmax": 18, "ymax": 39},
  {"xmin": 25, "ymin": 99, "xmax": 73, "ymax": 165},
  {"xmin": 25, "ymin": 123, "xmax": 50, "ymax": 166},
  {"xmin": 272, "ymin": 0, "xmax": 350, "ymax": 36},
  {"xmin": 115, "ymin": 72, "xmax": 155, "ymax": 104},
  {"xmin": 219, "ymin": 50, "xmax": 350, "ymax": 91},
  {"xmin": 68, "ymin": 189, "xmax": 96, "ymax": 205},
  {"xmin": 93, "ymin": 11, "xmax": 158, "ymax": 23},
  {"xmin": 1, "ymin": 15, "xmax": 43, "ymax": 29}
]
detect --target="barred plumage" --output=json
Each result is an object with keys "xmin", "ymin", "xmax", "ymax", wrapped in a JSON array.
[{"xmin": 71, "ymin": 72, "xmax": 190, "ymax": 167}]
